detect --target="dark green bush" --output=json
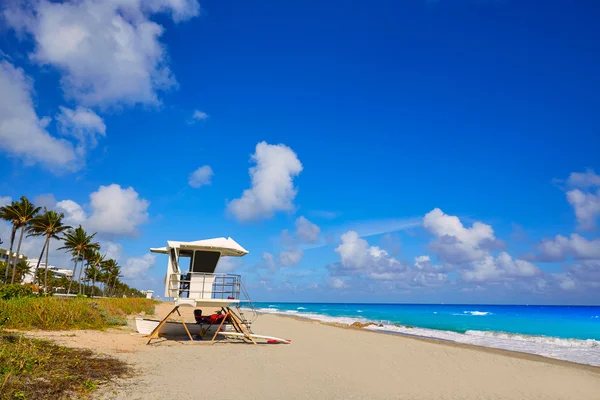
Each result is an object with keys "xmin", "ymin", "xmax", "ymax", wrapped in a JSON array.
[{"xmin": 0, "ymin": 284, "xmax": 35, "ymax": 300}]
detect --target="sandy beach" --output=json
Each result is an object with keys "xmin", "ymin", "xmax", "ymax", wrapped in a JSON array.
[{"xmin": 22, "ymin": 303, "xmax": 599, "ymax": 400}]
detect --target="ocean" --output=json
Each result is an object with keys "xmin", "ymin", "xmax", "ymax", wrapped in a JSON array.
[{"xmin": 251, "ymin": 302, "xmax": 600, "ymax": 366}]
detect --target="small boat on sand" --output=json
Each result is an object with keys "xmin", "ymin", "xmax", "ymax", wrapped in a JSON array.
[{"xmin": 135, "ymin": 317, "xmax": 232, "ymax": 337}]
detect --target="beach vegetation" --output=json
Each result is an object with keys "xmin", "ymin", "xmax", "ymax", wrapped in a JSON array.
[
  {"xmin": 0, "ymin": 297, "xmax": 156, "ymax": 330},
  {"xmin": 0, "ymin": 284, "xmax": 36, "ymax": 300},
  {"xmin": 0, "ymin": 332, "xmax": 129, "ymax": 400}
]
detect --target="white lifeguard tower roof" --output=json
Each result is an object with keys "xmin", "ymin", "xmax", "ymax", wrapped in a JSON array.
[{"xmin": 150, "ymin": 237, "xmax": 248, "ymax": 257}]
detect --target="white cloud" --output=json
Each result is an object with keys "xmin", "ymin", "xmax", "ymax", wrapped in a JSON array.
[
  {"xmin": 188, "ymin": 165, "xmax": 213, "ymax": 188},
  {"xmin": 567, "ymin": 260, "xmax": 600, "ymax": 288},
  {"xmin": 4, "ymin": 0, "xmax": 199, "ymax": 108},
  {"xmin": 566, "ymin": 169, "xmax": 600, "ymax": 188},
  {"xmin": 215, "ymin": 257, "xmax": 242, "ymax": 273},
  {"xmin": 559, "ymin": 276, "xmax": 576, "ymax": 291},
  {"xmin": 461, "ymin": 252, "xmax": 540, "ymax": 283},
  {"xmin": 278, "ymin": 250, "xmax": 303, "ymax": 267},
  {"xmin": 56, "ymin": 106, "xmax": 106, "ymax": 156},
  {"xmin": 86, "ymin": 184, "xmax": 149, "ymax": 236},
  {"xmin": 0, "ymin": 196, "xmax": 12, "ymax": 207},
  {"xmin": 294, "ymin": 216, "xmax": 320, "ymax": 243},
  {"xmin": 566, "ymin": 189, "xmax": 600, "ymax": 231},
  {"xmin": 122, "ymin": 253, "xmax": 156, "ymax": 279},
  {"xmin": 261, "ymin": 252, "xmax": 276, "ymax": 269},
  {"xmin": 0, "ymin": 60, "xmax": 77, "ymax": 169},
  {"xmin": 227, "ymin": 142, "xmax": 303, "ymax": 222},
  {"xmin": 331, "ymin": 231, "xmax": 407, "ymax": 280},
  {"xmin": 56, "ymin": 199, "xmax": 87, "ymax": 225},
  {"xmin": 422, "ymin": 209, "xmax": 541, "ymax": 286},
  {"xmin": 190, "ymin": 110, "xmax": 208, "ymax": 122},
  {"xmin": 102, "ymin": 241, "xmax": 123, "ymax": 261},
  {"xmin": 535, "ymin": 234, "xmax": 600, "ymax": 262},
  {"xmin": 327, "ymin": 277, "xmax": 349, "ymax": 289},
  {"xmin": 423, "ymin": 208, "xmax": 498, "ymax": 264}
]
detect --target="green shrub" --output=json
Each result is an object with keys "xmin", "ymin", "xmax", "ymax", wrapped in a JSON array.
[
  {"xmin": 0, "ymin": 284, "xmax": 35, "ymax": 300},
  {"xmin": 0, "ymin": 297, "xmax": 157, "ymax": 330}
]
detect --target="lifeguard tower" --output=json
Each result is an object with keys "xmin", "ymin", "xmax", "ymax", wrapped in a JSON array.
[{"xmin": 146, "ymin": 237, "xmax": 259, "ymax": 343}]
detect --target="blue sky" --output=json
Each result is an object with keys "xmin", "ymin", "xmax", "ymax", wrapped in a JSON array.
[{"xmin": 0, "ymin": 0, "xmax": 599, "ymax": 304}]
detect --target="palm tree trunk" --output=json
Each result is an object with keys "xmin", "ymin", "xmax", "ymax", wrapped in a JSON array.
[
  {"xmin": 10, "ymin": 226, "xmax": 25, "ymax": 284},
  {"xmin": 92, "ymin": 273, "xmax": 96, "ymax": 297},
  {"xmin": 78, "ymin": 258, "xmax": 86, "ymax": 295},
  {"xmin": 66, "ymin": 250, "xmax": 80, "ymax": 295},
  {"xmin": 32, "ymin": 240, "xmax": 47, "ymax": 285},
  {"xmin": 43, "ymin": 236, "xmax": 51, "ymax": 292},
  {"xmin": 3, "ymin": 225, "xmax": 16, "ymax": 283}
]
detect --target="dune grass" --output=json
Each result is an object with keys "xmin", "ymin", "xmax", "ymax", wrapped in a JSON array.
[
  {"xmin": 0, "ymin": 297, "xmax": 156, "ymax": 331},
  {"xmin": 0, "ymin": 332, "xmax": 129, "ymax": 399}
]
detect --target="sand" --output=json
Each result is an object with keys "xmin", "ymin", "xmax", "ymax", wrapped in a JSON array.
[{"xmin": 25, "ymin": 303, "xmax": 600, "ymax": 400}]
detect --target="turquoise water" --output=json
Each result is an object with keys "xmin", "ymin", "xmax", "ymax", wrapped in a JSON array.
[
  {"xmin": 251, "ymin": 302, "xmax": 600, "ymax": 365},
  {"xmin": 254, "ymin": 302, "xmax": 600, "ymax": 340}
]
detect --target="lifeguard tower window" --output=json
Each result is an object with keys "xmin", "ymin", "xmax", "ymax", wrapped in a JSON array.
[{"xmin": 191, "ymin": 250, "xmax": 220, "ymax": 273}]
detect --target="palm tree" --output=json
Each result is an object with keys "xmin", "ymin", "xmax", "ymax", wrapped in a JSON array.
[
  {"xmin": 28, "ymin": 209, "xmax": 71, "ymax": 291},
  {"xmin": 58, "ymin": 226, "xmax": 98, "ymax": 295},
  {"xmin": 102, "ymin": 259, "xmax": 121, "ymax": 297},
  {"xmin": 0, "ymin": 200, "xmax": 18, "ymax": 284},
  {"xmin": 83, "ymin": 250, "xmax": 104, "ymax": 296},
  {"xmin": 6, "ymin": 197, "xmax": 40, "ymax": 284}
]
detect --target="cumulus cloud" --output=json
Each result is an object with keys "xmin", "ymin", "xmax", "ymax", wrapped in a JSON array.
[
  {"xmin": 559, "ymin": 276, "xmax": 577, "ymax": 291},
  {"xmin": 566, "ymin": 169, "xmax": 600, "ymax": 188},
  {"xmin": 0, "ymin": 60, "xmax": 77, "ymax": 169},
  {"xmin": 295, "ymin": 216, "xmax": 320, "ymax": 243},
  {"xmin": 461, "ymin": 252, "xmax": 540, "ymax": 283},
  {"xmin": 558, "ymin": 169, "xmax": 600, "ymax": 231},
  {"xmin": 278, "ymin": 250, "xmax": 303, "ymax": 267},
  {"xmin": 261, "ymin": 252, "xmax": 276, "ymax": 269},
  {"xmin": 534, "ymin": 234, "xmax": 600, "ymax": 262},
  {"xmin": 215, "ymin": 257, "xmax": 243, "ymax": 273},
  {"xmin": 190, "ymin": 110, "xmax": 208, "ymax": 122},
  {"xmin": 327, "ymin": 277, "xmax": 349, "ymax": 289},
  {"xmin": 56, "ymin": 184, "xmax": 149, "ymax": 237},
  {"xmin": 566, "ymin": 189, "xmax": 600, "ymax": 231},
  {"xmin": 122, "ymin": 253, "xmax": 156, "ymax": 279},
  {"xmin": 56, "ymin": 106, "xmax": 106, "ymax": 156},
  {"xmin": 567, "ymin": 260, "xmax": 600, "ymax": 289},
  {"xmin": 0, "ymin": 196, "xmax": 12, "ymax": 207},
  {"xmin": 56, "ymin": 199, "xmax": 87, "ymax": 225},
  {"xmin": 3, "ymin": 0, "xmax": 199, "ymax": 107},
  {"xmin": 330, "ymin": 231, "xmax": 408, "ymax": 280},
  {"xmin": 423, "ymin": 208, "xmax": 499, "ymax": 264},
  {"xmin": 227, "ymin": 142, "xmax": 303, "ymax": 222},
  {"xmin": 101, "ymin": 241, "xmax": 124, "ymax": 261},
  {"xmin": 188, "ymin": 165, "xmax": 213, "ymax": 188},
  {"xmin": 86, "ymin": 184, "xmax": 149, "ymax": 236}
]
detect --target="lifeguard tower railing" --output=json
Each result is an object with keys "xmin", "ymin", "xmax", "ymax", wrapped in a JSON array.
[
  {"xmin": 173, "ymin": 272, "xmax": 240, "ymax": 299},
  {"xmin": 167, "ymin": 272, "xmax": 258, "ymax": 322}
]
